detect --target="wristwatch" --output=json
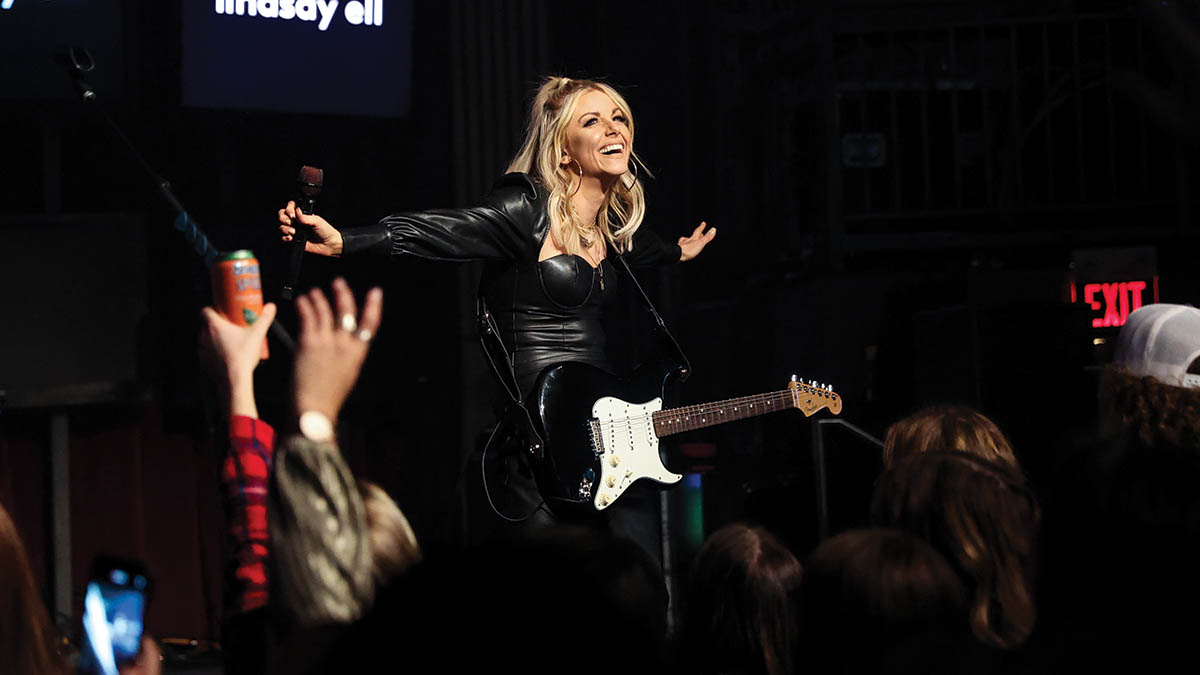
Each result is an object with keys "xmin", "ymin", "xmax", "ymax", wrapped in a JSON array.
[{"xmin": 298, "ymin": 410, "xmax": 334, "ymax": 442}]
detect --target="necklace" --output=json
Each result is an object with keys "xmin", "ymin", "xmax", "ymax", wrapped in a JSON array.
[{"xmin": 580, "ymin": 229, "xmax": 606, "ymax": 291}]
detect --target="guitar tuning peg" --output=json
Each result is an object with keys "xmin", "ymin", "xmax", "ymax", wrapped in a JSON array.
[
  {"xmin": 790, "ymin": 374, "xmax": 798, "ymax": 382},
  {"xmin": 828, "ymin": 384, "xmax": 835, "ymax": 393}
]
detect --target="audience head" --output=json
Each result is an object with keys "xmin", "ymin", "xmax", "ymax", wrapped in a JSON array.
[
  {"xmin": 870, "ymin": 451, "xmax": 1040, "ymax": 649},
  {"xmin": 1102, "ymin": 303, "xmax": 1200, "ymax": 448},
  {"xmin": 340, "ymin": 524, "xmax": 668, "ymax": 674},
  {"xmin": 356, "ymin": 481, "xmax": 422, "ymax": 585},
  {"xmin": 882, "ymin": 404, "xmax": 1019, "ymax": 470},
  {"xmin": 1, "ymin": 502, "xmax": 67, "ymax": 675},
  {"xmin": 801, "ymin": 528, "xmax": 971, "ymax": 674},
  {"xmin": 680, "ymin": 523, "xmax": 803, "ymax": 675}
]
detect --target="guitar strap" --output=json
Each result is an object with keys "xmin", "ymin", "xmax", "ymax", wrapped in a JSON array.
[
  {"xmin": 614, "ymin": 253, "xmax": 692, "ymax": 382},
  {"xmin": 475, "ymin": 293, "xmax": 526, "ymax": 408}
]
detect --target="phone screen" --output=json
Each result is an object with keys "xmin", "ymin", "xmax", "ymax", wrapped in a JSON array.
[{"xmin": 79, "ymin": 565, "xmax": 149, "ymax": 675}]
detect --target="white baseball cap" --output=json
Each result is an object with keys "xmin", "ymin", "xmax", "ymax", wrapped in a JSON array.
[{"xmin": 1114, "ymin": 303, "xmax": 1200, "ymax": 388}]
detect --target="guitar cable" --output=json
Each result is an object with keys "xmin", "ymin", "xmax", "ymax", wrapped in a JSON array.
[
  {"xmin": 478, "ymin": 419, "xmax": 547, "ymax": 523},
  {"xmin": 475, "ymin": 295, "xmax": 546, "ymax": 523}
]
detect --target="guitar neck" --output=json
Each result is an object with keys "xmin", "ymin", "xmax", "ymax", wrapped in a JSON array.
[{"xmin": 652, "ymin": 391, "xmax": 795, "ymax": 437}]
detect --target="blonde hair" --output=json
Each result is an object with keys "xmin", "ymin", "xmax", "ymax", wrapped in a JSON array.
[
  {"xmin": 357, "ymin": 481, "xmax": 422, "ymax": 584},
  {"xmin": 882, "ymin": 405, "xmax": 1020, "ymax": 471},
  {"xmin": 506, "ymin": 76, "xmax": 648, "ymax": 255}
]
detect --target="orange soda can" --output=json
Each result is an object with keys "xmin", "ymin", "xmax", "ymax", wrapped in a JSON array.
[{"xmin": 212, "ymin": 250, "xmax": 269, "ymax": 359}]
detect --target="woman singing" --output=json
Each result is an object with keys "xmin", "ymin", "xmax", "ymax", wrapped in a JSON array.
[{"xmin": 277, "ymin": 76, "xmax": 716, "ymax": 565}]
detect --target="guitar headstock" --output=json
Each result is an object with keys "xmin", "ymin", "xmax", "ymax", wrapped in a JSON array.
[{"xmin": 788, "ymin": 377, "xmax": 843, "ymax": 416}]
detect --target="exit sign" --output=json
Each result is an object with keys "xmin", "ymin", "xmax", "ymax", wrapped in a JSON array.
[
  {"xmin": 1075, "ymin": 279, "xmax": 1158, "ymax": 328},
  {"xmin": 1070, "ymin": 247, "xmax": 1159, "ymax": 330}
]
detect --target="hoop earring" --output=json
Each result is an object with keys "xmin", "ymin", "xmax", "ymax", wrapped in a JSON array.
[{"xmin": 568, "ymin": 158, "xmax": 583, "ymax": 197}]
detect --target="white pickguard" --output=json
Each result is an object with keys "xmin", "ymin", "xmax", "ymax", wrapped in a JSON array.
[{"xmin": 590, "ymin": 396, "xmax": 682, "ymax": 510}]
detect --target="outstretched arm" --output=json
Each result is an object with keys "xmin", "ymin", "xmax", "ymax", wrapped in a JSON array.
[
  {"xmin": 277, "ymin": 173, "xmax": 539, "ymax": 261},
  {"xmin": 623, "ymin": 220, "xmax": 717, "ymax": 267}
]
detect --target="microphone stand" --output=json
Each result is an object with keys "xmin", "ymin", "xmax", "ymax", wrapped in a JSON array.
[
  {"xmin": 61, "ymin": 47, "xmax": 296, "ymax": 353},
  {"xmin": 54, "ymin": 47, "xmax": 303, "ymax": 644}
]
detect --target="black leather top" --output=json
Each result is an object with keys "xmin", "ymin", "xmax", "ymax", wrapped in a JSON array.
[
  {"xmin": 486, "ymin": 253, "xmax": 619, "ymax": 392},
  {"xmin": 340, "ymin": 172, "xmax": 681, "ymax": 394}
]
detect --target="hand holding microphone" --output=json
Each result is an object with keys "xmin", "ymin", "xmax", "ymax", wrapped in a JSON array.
[
  {"xmin": 278, "ymin": 204, "xmax": 343, "ymax": 257},
  {"xmin": 282, "ymin": 166, "xmax": 324, "ymax": 299},
  {"xmin": 278, "ymin": 166, "xmax": 342, "ymax": 262}
]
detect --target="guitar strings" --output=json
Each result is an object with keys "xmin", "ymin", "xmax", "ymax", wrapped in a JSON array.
[
  {"xmin": 594, "ymin": 392, "xmax": 794, "ymax": 430},
  {"xmin": 588, "ymin": 390, "xmax": 834, "ymax": 484},
  {"xmin": 667, "ymin": 388, "xmax": 836, "ymax": 416},
  {"xmin": 657, "ymin": 391, "xmax": 797, "ymax": 420},
  {"xmin": 591, "ymin": 391, "xmax": 803, "ymax": 436}
]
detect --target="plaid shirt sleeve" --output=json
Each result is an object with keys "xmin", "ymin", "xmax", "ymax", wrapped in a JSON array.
[{"xmin": 223, "ymin": 415, "xmax": 276, "ymax": 614}]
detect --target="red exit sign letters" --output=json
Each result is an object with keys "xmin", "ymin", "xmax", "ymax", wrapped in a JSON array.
[{"xmin": 1080, "ymin": 280, "xmax": 1155, "ymax": 328}]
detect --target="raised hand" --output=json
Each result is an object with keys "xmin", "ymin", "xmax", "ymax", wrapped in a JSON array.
[
  {"xmin": 293, "ymin": 278, "xmax": 384, "ymax": 423},
  {"xmin": 118, "ymin": 636, "xmax": 163, "ymax": 675},
  {"xmin": 678, "ymin": 221, "xmax": 717, "ymax": 262},
  {"xmin": 200, "ymin": 302, "xmax": 277, "ymax": 418},
  {"xmin": 278, "ymin": 200, "xmax": 345, "ymax": 257}
]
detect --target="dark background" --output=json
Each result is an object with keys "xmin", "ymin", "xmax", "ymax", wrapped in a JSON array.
[{"xmin": 3, "ymin": 0, "xmax": 1199, "ymax": 644}]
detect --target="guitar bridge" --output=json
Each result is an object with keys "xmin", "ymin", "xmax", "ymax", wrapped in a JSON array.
[{"xmin": 587, "ymin": 418, "xmax": 605, "ymax": 457}]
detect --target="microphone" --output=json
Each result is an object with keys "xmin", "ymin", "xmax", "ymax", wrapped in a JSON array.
[{"xmin": 281, "ymin": 165, "xmax": 324, "ymax": 300}]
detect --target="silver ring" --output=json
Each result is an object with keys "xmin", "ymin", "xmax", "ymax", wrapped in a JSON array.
[
  {"xmin": 355, "ymin": 329, "xmax": 373, "ymax": 342},
  {"xmin": 340, "ymin": 314, "xmax": 358, "ymax": 332}
]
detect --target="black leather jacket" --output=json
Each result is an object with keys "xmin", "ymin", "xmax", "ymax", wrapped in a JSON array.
[{"xmin": 340, "ymin": 173, "xmax": 682, "ymax": 394}]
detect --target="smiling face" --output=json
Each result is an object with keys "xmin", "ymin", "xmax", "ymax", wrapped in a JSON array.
[{"xmin": 561, "ymin": 88, "xmax": 632, "ymax": 182}]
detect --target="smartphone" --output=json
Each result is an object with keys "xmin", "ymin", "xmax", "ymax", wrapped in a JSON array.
[{"xmin": 78, "ymin": 556, "xmax": 151, "ymax": 675}]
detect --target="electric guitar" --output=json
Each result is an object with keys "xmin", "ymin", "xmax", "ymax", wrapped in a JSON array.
[{"xmin": 524, "ymin": 362, "xmax": 843, "ymax": 513}]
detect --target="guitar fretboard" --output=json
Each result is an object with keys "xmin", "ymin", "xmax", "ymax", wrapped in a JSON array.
[{"xmin": 652, "ymin": 391, "xmax": 794, "ymax": 437}]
